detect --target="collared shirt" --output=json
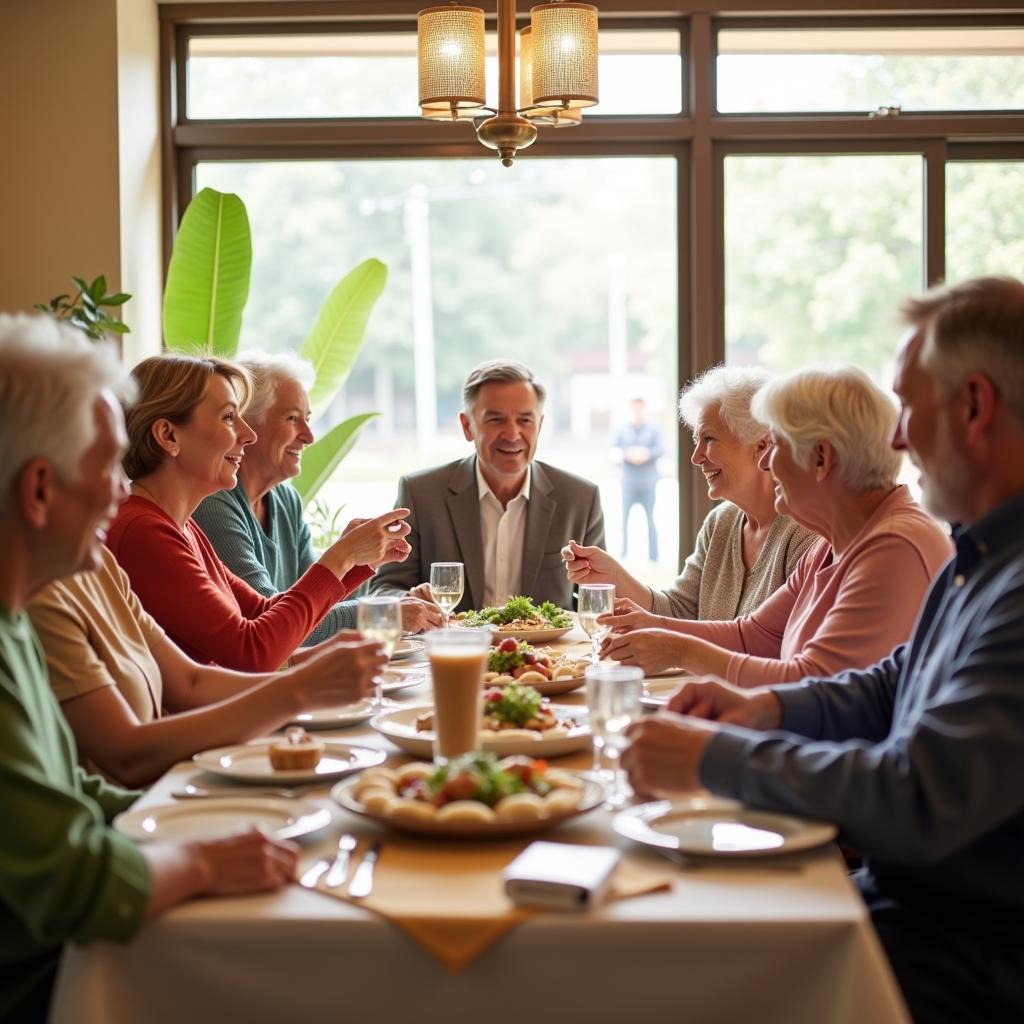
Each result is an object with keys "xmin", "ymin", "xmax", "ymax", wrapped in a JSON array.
[
  {"xmin": 477, "ymin": 461, "xmax": 531, "ymax": 608},
  {"xmin": 700, "ymin": 489, "xmax": 1024, "ymax": 936}
]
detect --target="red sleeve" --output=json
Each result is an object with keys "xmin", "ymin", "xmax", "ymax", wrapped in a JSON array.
[{"xmin": 107, "ymin": 505, "xmax": 347, "ymax": 671}]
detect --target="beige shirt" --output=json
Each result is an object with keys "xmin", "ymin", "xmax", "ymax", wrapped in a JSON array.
[
  {"xmin": 27, "ymin": 546, "xmax": 166, "ymax": 725},
  {"xmin": 477, "ymin": 462, "xmax": 531, "ymax": 607}
]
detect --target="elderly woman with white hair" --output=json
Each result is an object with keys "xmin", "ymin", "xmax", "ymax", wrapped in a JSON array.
[
  {"xmin": 564, "ymin": 365, "xmax": 817, "ymax": 620},
  {"xmin": 193, "ymin": 351, "xmax": 442, "ymax": 639},
  {"xmin": 602, "ymin": 365, "xmax": 953, "ymax": 684}
]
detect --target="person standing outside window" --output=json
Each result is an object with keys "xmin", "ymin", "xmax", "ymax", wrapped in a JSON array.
[{"xmin": 611, "ymin": 397, "xmax": 665, "ymax": 562}]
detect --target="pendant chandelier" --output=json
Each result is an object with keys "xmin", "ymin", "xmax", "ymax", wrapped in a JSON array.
[{"xmin": 417, "ymin": 1, "xmax": 599, "ymax": 166}]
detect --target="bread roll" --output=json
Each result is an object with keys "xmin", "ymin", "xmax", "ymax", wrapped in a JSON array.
[
  {"xmin": 396, "ymin": 762, "xmax": 434, "ymax": 785},
  {"xmin": 544, "ymin": 788, "xmax": 582, "ymax": 815},
  {"xmin": 390, "ymin": 798, "xmax": 438, "ymax": 822},
  {"xmin": 436, "ymin": 800, "xmax": 497, "ymax": 824},
  {"xmin": 360, "ymin": 788, "xmax": 399, "ymax": 815},
  {"xmin": 494, "ymin": 793, "xmax": 546, "ymax": 821}
]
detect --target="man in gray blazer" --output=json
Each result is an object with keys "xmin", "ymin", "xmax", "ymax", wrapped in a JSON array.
[{"xmin": 370, "ymin": 360, "xmax": 605, "ymax": 612}]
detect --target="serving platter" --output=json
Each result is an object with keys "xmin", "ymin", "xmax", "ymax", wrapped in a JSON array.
[
  {"xmin": 114, "ymin": 797, "xmax": 331, "ymax": 843},
  {"xmin": 370, "ymin": 704, "xmax": 591, "ymax": 758},
  {"xmin": 332, "ymin": 772, "xmax": 604, "ymax": 839},
  {"xmin": 193, "ymin": 741, "xmax": 386, "ymax": 784},
  {"xmin": 454, "ymin": 611, "xmax": 575, "ymax": 644},
  {"xmin": 613, "ymin": 796, "xmax": 837, "ymax": 858}
]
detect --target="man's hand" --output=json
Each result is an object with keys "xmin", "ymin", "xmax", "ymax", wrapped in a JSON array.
[
  {"xmin": 601, "ymin": 628, "xmax": 687, "ymax": 675},
  {"xmin": 400, "ymin": 596, "xmax": 444, "ymax": 632},
  {"xmin": 407, "ymin": 582, "xmax": 434, "ymax": 604},
  {"xmin": 668, "ymin": 678, "xmax": 783, "ymax": 730},
  {"xmin": 190, "ymin": 828, "xmax": 299, "ymax": 895},
  {"xmin": 621, "ymin": 713, "xmax": 718, "ymax": 798}
]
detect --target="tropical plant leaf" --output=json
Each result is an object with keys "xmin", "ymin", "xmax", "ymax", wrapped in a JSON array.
[
  {"xmin": 299, "ymin": 258, "xmax": 387, "ymax": 418},
  {"xmin": 163, "ymin": 188, "xmax": 251, "ymax": 357},
  {"xmin": 291, "ymin": 412, "xmax": 378, "ymax": 506}
]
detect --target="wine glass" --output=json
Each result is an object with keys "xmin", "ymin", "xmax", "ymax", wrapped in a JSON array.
[
  {"xmin": 429, "ymin": 562, "xmax": 465, "ymax": 628},
  {"xmin": 585, "ymin": 663, "xmax": 643, "ymax": 807},
  {"xmin": 578, "ymin": 583, "xmax": 615, "ymax": 666},
  {"xmin": 356, "ymin": 595, "xmax": 403, "ymax": 711}
]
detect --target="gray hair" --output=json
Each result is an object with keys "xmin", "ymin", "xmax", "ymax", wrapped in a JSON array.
[
  {"xmin": 751, "ymin": 365, "xmax": 902, "ymax": 492},
  {"xmin": 236, "ymin": 349, "xmax": 316, "ymax": 422},
  {"xmin": 462, "ymin": 359, "xmax": 546, "ymax": 415},
  {"xmin": 0, "ymin": 314, "xmax": 135, "ymax": 516},
  {"xmin": 677, "ymin": 364, "xmax": 772, "ymax": 445},
  {"xmin": 900, "ymin": 276, "xmax": 1024, "ymax": 429}
]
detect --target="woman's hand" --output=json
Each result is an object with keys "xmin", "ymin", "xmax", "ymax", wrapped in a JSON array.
[
  {"xmin": 290, "ymin": 636, "xmax": 386, "ymax": 709},
  {"xmin": 598, "ymin": 597, "xmax": 662, "ymax": 635},
  {"xmin": 401, "ymin": 596, "xmax": 444, "ymax": 633},
  {"xmin": 561, "ymin": 540, "xmax": 623, "ymax": 586},
  {"xmin": 601, "ymin": 627, "xmax": 688, "ymax": 675},
  {"xmin": 320, "ymin": 509, "xmax": 412, "ymax": 577},
  {"xmin": 189, "ymin": 829, "xmax": 299, "ymax": 895}
]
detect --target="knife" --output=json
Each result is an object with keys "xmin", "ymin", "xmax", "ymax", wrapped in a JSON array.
[
  {"xmin": 324, "ymin": 833, "xmax": 358, "ymax": 888},
  {"xmin": 347, "ymin": 841, "xmax": 382, "ymax": 899},
  {"xmin": 298, "ymin": 858, "xmax": 331, "ymax": 889}
]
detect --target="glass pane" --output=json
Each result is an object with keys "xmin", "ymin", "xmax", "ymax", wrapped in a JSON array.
[
  {"xmin": 187, "ymin": 29, "xmax": 682, "ymax": 119},
  {"xmin": 724, "ymin": 154, "xmax": 923, "ymax": 380},
  {"xmin": 194, "ymin": 157, "xmax": 680, "ymax": 583},
  {"xmin": 947, "ymin": 161, "xmax": 1024, "ymax": 281},
  {"xmin": 718, "ymin": 27, "xmax": 1024, "ymax": 113}
]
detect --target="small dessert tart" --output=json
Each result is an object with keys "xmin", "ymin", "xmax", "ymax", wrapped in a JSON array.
[{"xmin": 269, "ymin": 726, "xmax": 325, "ymax": 771}]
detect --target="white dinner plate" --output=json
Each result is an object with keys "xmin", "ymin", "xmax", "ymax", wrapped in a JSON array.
[
  {"xmin": 381, "ymin": 667, "xmax": 429, "ymax": 693},
  {"xmin": 290, "ymin": 698, "xmax": 376, "ymax": 730},
  {"xmin": 613, "ymin": 797, "xmax": 837, "ymax": 858},
  {"xmin": 114, "ymin": 797, "xmax": 331, "ymax": 843},
  {"xmin": 332, "ymin": 772, "xmax": 604, "ymax": 839},
  {"xmin": 370, "ymin": 704, "xmax": 591, "ymax": 758},
  {"xmin": 391, "ymin": 637, "xmax": 426, "ymax": 661},
  {"xmin": 453, "ymin": 612, "xmax": 574, "ymax": 645},
  {"xmin": 641, "ymin": 678, "xmax": 684, "ymax": 709},
  {"xmin": 193, "ymin": 741, "xmax": 387, "ymax": 784}
]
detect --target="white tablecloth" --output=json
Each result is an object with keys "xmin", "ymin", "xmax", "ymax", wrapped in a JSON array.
[{"xmin": 51, "ymin": 662, "xmax": 909, "ymax": 1024}]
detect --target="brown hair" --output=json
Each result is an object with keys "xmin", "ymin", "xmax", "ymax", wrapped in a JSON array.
[
  {"xmin": 123, "ymin": 354, "xmax": 253, "ymax": 480},
  {"xmin": 900, "ymin": 276, "xmax": 1024, "ymax": 427}
]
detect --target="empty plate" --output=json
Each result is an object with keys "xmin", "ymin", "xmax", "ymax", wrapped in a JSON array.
[
  {"xmin": 114, "ymin": 797, "xmax": 331, "ymax": 843},
  {"xmin": 613, "ymin": 797, "xmax": 836, "ymax": 857}
]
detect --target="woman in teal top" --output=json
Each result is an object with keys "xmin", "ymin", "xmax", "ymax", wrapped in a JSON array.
[{"xmin": 193, "ymin": 352, "xmax": 441, "ymax": 642}]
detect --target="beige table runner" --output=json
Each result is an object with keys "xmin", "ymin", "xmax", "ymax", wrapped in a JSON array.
[{"xmin": 303, "ymin": 836, "xmax": 673, "ymax": 970}]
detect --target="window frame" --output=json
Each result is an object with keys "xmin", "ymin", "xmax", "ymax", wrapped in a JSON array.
[{"xmin": 161, "ymin": 1, "xmax": 1024, "ymax": 551}]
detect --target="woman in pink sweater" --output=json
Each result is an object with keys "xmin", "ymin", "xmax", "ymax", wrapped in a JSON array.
[
  {"xmin": 601, "ymin": 365, "xmax": 952, "ymax": 685},
  {"xmin": 108, "ymin": 354, "xmax": 411, "ymax": 671}
]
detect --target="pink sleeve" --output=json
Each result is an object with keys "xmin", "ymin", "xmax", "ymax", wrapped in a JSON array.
[
  {"xmin": 724, "ymin": 534, "xmax": 937, "ymax": 686},
  {"xmin": 674, "ymin": 553, "xmax": 810, "ymax": 656},
  {"xmin": 114, "ymin": 515, "xmax": 345, "ymax": 671}
]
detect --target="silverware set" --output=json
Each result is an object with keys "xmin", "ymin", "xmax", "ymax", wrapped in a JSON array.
[{"xmin": 300, "ymin": 835, "xmax": 381, "ymax": 898}]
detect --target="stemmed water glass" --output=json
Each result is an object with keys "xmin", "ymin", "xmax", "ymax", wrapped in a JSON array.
[
  {"xmin": 578, "ymin": 583, "xmax": 615, "ymax": 666},
  {"xmin": 585, "ymin": 663, "xmax": 644, "ymax": 807},
  {"xmin": 429, "ymin": 562, "xmax": 465, "ymax": 628},
  {"xmin": 356, "ymin": 595, "xmax": 403, "ymax": 711}
]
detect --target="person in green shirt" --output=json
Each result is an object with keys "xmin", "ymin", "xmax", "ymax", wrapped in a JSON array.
[{"xmin": 0, "ymin": 315, "xmax": 301, "ymax": 1022}]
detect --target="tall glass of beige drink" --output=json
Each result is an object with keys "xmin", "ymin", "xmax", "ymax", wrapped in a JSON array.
[{"xmin": 425, "ymin": 628, "xmax": 492, "ymax": 764}]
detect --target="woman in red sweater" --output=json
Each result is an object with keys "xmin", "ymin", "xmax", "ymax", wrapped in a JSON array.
[{"xmin": 108, "ymin": 354, "xmax": 411, "ymax": 671}]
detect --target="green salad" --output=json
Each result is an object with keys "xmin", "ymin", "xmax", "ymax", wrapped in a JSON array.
[
  {"xmin": 404, "ymin": 752, "xmax": 552, "ymax": 807},
  {"xmin": 461, "ymin": 596, "xmax": 569, "ymax": 630}
]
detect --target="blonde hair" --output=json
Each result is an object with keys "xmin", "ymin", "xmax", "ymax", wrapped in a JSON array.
[
  {"xmin": 236, "ymin": 349, "xmax": 316, "ymax": 423},
  {"xmin": 677, "ymin": 364, "xmax": 773, "ymax": 445},
  {"xmin": 901, "ymin": 276, "xmax": 1024, "ymax": 428},
  {"xmin": 124, "ymin": 354, "xmax": 252, "ymax": 480},
  {"xmin": 0, "ymin": 314, "xmax": 134, "ymax": 515},
  {"xmin": 752, "ymin": 365, "xmax": 902, "ymax": 491}
]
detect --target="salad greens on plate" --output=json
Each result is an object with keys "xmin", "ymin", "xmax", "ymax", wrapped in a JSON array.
[{"xmin": 460, "ymin": 596, "xmax": 570, "ymax": 630}]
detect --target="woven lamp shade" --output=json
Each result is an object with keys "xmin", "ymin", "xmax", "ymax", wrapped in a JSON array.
[
  {"xmin": 418, "ymin": 5, "xmax": 486, "ymax": 111},
  {"xmin": 530, "ymin": 2, "xmax": 598, "ymax": 109},
  {"xmin": 519, "ymin": 26, "xmax": 582, "ymax": 125}
]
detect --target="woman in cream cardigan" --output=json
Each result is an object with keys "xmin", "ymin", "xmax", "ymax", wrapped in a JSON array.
[{"xmin": 564, "ymin": 365, "xmax": 817, "ymax": 620}]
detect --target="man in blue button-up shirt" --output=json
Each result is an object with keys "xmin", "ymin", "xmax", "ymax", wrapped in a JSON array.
[{"xmin": 623, "ymin": 276, "xmax": 1024, "ymax": 1022}]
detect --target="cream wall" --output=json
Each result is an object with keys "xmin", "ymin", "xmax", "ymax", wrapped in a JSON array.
[{"xmin": 0, "ymin": 0, "xmax": 162, "ymax": 362}]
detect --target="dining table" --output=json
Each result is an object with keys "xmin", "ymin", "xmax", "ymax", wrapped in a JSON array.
[{"xmin": 50, "ymin": 629, "xmax": 910, "ymax": 1024}]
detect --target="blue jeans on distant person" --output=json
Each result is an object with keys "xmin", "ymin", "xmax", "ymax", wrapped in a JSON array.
[{"xmin": 622, "ymin": 486, "xmax": 658, "ymax": 561}]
